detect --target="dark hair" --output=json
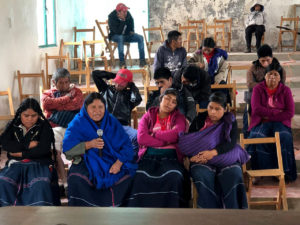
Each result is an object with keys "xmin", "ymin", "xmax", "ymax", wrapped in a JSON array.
[
  {"xmin": 209, "ymin": 92, "xmax": 227, "ymax": 109},
  {"xmin": 159, "ymin": 88, "xmax": 179, "ymax": 106},
  {"xmin": 2, "ymin": 98, "xmax": 57, "ymax": 164},
  {"xmin": 84, "ymin": 92, "xmax": 106, "ymax": 109},
  {"xmin": 257, "ymin": 44, "xmax": 273, "ymax": 59},
  {"xmin": 154, "ymin": 67, "xmax": 172, "ymax": 80},
  {"xmin": 167, "ymin": 30, "xmax": 181, "ymax": 44},
  {"xmin": 182, "ymin": 65, "xmax": 206, "ymax": 83},
  {"xmin": 52, "ymin": 68, "xmax": 71, "ymax": 83},
  {"xmin": 203, "ymin": 37, "xmax": 216, "ymax": 48},
  {"xmin": 265, "ymin": 58, "xmax": 284, "ymax": 81}
]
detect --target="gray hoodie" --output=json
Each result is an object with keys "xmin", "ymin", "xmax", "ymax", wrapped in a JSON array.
[
  {"xmin": 153, "ymin": 40, "xmax": 187, "ymax": 76},
  {"xmin": 245, "ymin": 3, "xmax": 266, "ymax": 28}
]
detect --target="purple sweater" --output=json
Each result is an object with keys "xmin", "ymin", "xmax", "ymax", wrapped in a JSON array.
[
  {"xmin": 137, "ymin": 107, "xmax": 187, "ymax": 162},
  {"xmin": 249, "ymin": 81, "xmax": 294, "ymax": 130}
]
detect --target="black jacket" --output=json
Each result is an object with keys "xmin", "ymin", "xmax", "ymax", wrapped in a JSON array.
[
  {"xmin": 173, "ymin": 68, "xmax": 211, "ymax": 105},
  {"xmin": 146, "ymin": 86, "xmax": 196, "ymax": 122},
  {"xmin": 108, "ymin": 10, "xmax": 134, "ymax": 39},
  {"xmin": 92, "ymin": 70, "xmax": 142, "ymax": 126},
  {"xmin": 1, "ymin": 119, "xmax": 53, "ymax": 165},
  {"xmin": 189, "ymin": 111, "xmax": 238, "ymax": 155}
]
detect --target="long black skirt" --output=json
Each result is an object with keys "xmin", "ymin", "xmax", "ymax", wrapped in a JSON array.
[
  {"xmin": 0, "ymin": 161, "xmax": 60, "ymax": 206},
  {"xmin": 125, "ymin": 148, "xmax": 190, "ymax": 207},
  {"xmin": 67, "ymin": 160, "xmax": 134, "ymax": 206}
]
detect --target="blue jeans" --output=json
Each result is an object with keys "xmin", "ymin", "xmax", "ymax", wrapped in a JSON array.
[{"xmin": 111, "ymin": 33, "xmax": 145, "ymax": 62}]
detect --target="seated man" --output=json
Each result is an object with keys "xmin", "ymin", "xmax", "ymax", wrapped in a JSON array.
[
  {"xmin": 189, "ymin": 37, "xmax": 228, "ymax": 84},
  {"xmin": 146, "ymin": 67, "xmax": 196, "ymax": 122},
  {"xmin": 154, "ymin": 30, "xmax": 187, "ymax": 77},
  {"xmin": 244, "ymin": 3, "xmax": 266, "ymax": 53},
  {"xmin": 92, "ymin": 68, "xmax": 142, "ymax": 155},
  {"xmin": 42, "ymin": 68, "xmax": 84, "ymax": 190},
  {"xmin": 108, "ymin": 3, "xmax": 146, "ymax": 68},
  {"xmin": 173, "ymin": 65, "xmax": 211, "ymax": 109}
]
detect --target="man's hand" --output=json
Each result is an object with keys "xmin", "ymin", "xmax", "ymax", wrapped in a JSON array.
[
  {"xmin": 66, "ymin": 89, "xmax": 76, "ymax": 99},
  {"xmin": 198, "ymin": 62, "xmax": 205, "ymax": 69}
]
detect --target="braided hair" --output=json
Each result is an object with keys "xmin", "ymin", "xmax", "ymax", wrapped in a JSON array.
[{"xmin": 2, "ymin": 98, "xmax": 57, "ymax": 164}]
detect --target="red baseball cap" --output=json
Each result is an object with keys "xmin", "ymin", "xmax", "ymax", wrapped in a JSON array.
[
  {"xmin": 116, "ymin": 3, "xmax": 129, "ymax": 12},
  {"xmin": 113, "ymin": 69, "xmax": 133, "ymax": 85}
]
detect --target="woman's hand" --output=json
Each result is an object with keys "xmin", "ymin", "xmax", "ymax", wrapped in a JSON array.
[
  {"xmin": 85, "ymin": 138, "xmax": 104, "ymax": 151},
  {"xmin": 28, "ymin": 141, "xmax": 38, "ymax": 149},
  {"xmin": 9, "ymin": 152, "xmax": 22, "ymax": 157},
  {"xmin": 109, "ymin": 159, "xmax": 123, "ymax": 174},
  {"xmin": 190, "ymin": 150, "xmax": 218, "ymax": 164}
]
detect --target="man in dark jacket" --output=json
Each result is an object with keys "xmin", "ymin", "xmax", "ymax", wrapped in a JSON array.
[
  {"xmin": 173, "ymin": 65, "xmax": 211, "ymax": 109},
  {"xmin": 92, "ymin": 68, "xmax": 142, "ymax": 153},
  {"xmin": 154, "ymin": 30, "xmax": 187, "ymax": 77},
  {"xmin": 108, "ymin": 3, "xmax": 146, "ymax": 68},
  {"xmin": 146, "ymin": 67, "xmax": 196, "ymax": 122}
]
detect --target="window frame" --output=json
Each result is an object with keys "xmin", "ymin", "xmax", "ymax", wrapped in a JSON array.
[{"xmin": 38, "ymin": 0, "xmax": 57, "ymax": 48}]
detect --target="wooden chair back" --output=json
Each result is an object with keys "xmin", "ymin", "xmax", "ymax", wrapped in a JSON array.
[
  {"xmin": 211, "ymin": 80, "xmax": 237, "ymax": 116},
  {"xmin": 178, "ymin": 24, "xmax": 200, "ymax": 52},
  {"xmin": 45, "ymin": 53, "xmax": 70, "ymax": 88},
  {"xmin": 0, "ymin": 88, "xmax": 14, "ymax": 121},
  {"xmin": 214, "ymin": 18, "xmax": 232, "ymax": 51},
  {"xmin": 17, "ymin": 70, "xmax": 46, "ymax": 102},
  {"xmin": 187, "ymin": 19, "xmax": 206, "ymax": 45},
  {"xmin": 73, "ymin": 26, "xmax": 96, "ymax": 60},
  {"xmin": 144, "ymin": 85, "xmax": 158, "ymax": 106},
  {"xmin": 240, "ymin": 132, "xmax": 288, "ymax": 210},
  {"xmin": 278, "ymin": 16, "xmax": 299, "ymax": 51},
  {"xmin": 142, "ymin": 26, "xmax": 164, "ymax": 64},
  {"xmin": 205, "ymin": 24, "xmax": 226, "ymax": 50}
]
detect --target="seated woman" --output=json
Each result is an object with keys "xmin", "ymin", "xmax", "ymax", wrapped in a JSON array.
[
  {"xmin": 188, "ymin": 37, "xmax": 228, "ymax": 84},
  {"xmin": 178, "ymin": 92, "xmax": 249, "ymax": 209},
  {"xmin": 0, "ymin": 98, "xmax": 60, "ymax": 206},
  {"xmin": 126, "ymin": 88, "xmax": 190, "ymax": 207},
  {"xmin": 63, "ymin": 92, "xmax": 137, "ymax": 206},
  {"xmin": 247, "ymin": 61, "xmax": 297, "ymax": 182}
]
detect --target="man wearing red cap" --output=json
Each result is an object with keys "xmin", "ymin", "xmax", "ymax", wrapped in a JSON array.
[
  {"xmin": 92, "ymin": 68, "xmax": 142, "ymax": 156},
  {"xmin": 108, "ymin": 3, "xmax": 146, "ymax": 68}
]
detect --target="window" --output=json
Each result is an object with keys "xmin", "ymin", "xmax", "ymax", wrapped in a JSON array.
[{"xmin": 37, "ymin": 0, "xmax": 56, "ymax": 47}]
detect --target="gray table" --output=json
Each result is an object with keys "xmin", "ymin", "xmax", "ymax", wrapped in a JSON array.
[{"xmin": 1, "ymin": 207, "xmax": 300, "ymax": 225}]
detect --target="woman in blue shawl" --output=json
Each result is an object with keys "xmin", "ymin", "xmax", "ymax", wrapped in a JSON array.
[
  {"xmin": 178, "ymin": 92, "xmax": 249, "ymax": 209},
  {"xmin": 63, "ymin": 92, "xmax": 137, "ymax": 206}
]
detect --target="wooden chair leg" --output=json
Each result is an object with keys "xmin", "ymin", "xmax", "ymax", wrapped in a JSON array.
[
  {"xmin": 192, "ymin": 182, "xmax": 198, "ymax": 208},
  {"xmin": 280, "ymin": 176, "xmax": 288, "ymax": 211},
  {"xmin": 247, "ymin": 176, "xmax": 253, "ymax": 208}
]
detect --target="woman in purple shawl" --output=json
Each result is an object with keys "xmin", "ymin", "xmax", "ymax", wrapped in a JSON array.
[{"xmin": 182, "ymin": 92, "xmax": 248, "ymax": 209}]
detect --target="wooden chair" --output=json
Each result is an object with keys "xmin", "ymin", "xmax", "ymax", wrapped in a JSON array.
[
  {"xmin": 0, "ymin": 88, "xmax": 14, "ymax": 121},
  {"xmin": 240, "ymin": 132, "xmax": 288, "ymax": 210},
  {"xmin": 59, "ymin": 39, "xmax": 82, "ymax": 70},
  {"xmin": 45, "ymin": 53, "xmax": 70, "ymax": 88},
  {"xmin": 205, "ymin": 24, "xmax": 226, "ymax": 50},
  {"xmin": 187, "ymin": 19, "xmax": 206, "ymax": 46},
  {"xmin": 211, "ymin": 80, "xmax": 237, "ymax": 116},
  {"xmin": 214, "ymin": 18, "xmax": 232, "ymax": 52},
  {"xmin": 144, "ymin": 85, "xmax": 158, "ymax": 106},
  {"xmin": 142, "ymin": 26, "xmax": 165, "ymax": 64},
  {"xmin": 84, "ymin": 55, "xmax": 109, "ymax": 92},
  {"xmin": 95, "ymin": 20, "xmax": 132, "ymax": 67},
  {"xmin": 278, "ymin": 16, "xmax": 299, "ymax": 52},
  {"xmin": 73, "ymin": 26, "xmax": 96, "ymax": 64},
  {"xmin": 227, "ymin": 62, "xmax": 252, "ymax": 84},
  {"xmin": 178, "ymin": 24, "xmax": 199, "ymax": 52},
  {"xmin": 130, "ymin": 67, "xmax": 150, "ymax": 87},
  {"xmin": 17, "ymin": 70, "xmax": 46, "ymax": 102}
]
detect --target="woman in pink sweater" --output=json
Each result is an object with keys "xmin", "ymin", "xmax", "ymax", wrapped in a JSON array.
[
  {"xmin": 247, "ymin": 61, "xmax": 297, "ymax": 182},
  {"xmin": 126, "ymin": 88, "xmax": 190, "ymax": 207}
]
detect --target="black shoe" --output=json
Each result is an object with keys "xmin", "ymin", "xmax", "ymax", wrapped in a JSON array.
[
  {"xmin": 119, "ymin": 61, "xmax": 126, "ymax": 68},
  {"xmin": 139, "ymin": 59, "xmax": 146, "ymax": 68},
  {"xmin": 244, "ymin": 48, "xmax": 251, "ymax": 53}
]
